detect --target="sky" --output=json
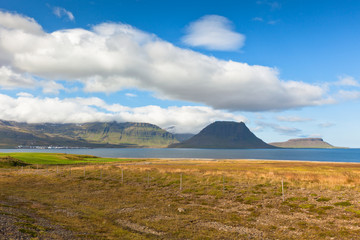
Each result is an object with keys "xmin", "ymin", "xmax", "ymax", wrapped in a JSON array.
[{"xmin": 0, "ymin": 0, "xmax": 359, "ymax": 147}]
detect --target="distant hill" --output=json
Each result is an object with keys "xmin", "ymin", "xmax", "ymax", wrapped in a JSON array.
[
  {"xmin": 270, "ymin": 138, "xmax": 336, "ymax": 148},
  {"xmin": 0, "ymin": 120, "xmax": 178, "ymax": 148},
  {"xmin": 169, "ymin": 121, "xmax": 276, "ymax": 149}
]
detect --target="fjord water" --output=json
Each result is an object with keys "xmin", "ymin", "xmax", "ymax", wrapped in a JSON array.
[{"xmin": 1, "ymin": 148, "xmax": 360, "ymax": 163}]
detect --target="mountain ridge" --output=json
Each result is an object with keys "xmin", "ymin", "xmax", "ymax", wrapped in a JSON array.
[{"xmin": 0, "ymin": 120, "xmax": 178, "ymax": 148}]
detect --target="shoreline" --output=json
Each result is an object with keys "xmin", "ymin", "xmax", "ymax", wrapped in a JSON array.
[
  {"xmin": 114, "ymin": 157, "xmax": 360, "ymax": 165},
  {"xmin": 1, "ymin": 149, "xmax": 360, "ymax": 164}
]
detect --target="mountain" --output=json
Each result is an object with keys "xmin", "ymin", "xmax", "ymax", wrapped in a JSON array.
[
  {"xmin": 165, "ymin": 126, "xmax": 195, "ymax": 142},
  {"xmin": 270, "ymin": 138, "xmax": 336, "ymax": 148},
  {"xmin": 0, "ymin": 120, "xmax": 178, "ymax": 148},
  {"xmin": 169, "ymin": 121, "xmax": 276, "ymax": 149},
  {"xmin": 173, "ymin": 133, "xmax": 195, "ymax": 142}
]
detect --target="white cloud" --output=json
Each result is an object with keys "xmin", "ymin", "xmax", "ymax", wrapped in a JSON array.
[
  {"xmin": 0, "ymin": 93, "xmax": 246, "ymax": 133},
  {"xmin": 40, "ymin": 80, "xmax": 65, "ymax": 94},
  {"xmin": 0, "ymin": 11, "xmax": 331, "ymax": 111},
  {"xmin": 125, "ymin": 93, "xmax": 137, "ymax": 97},
  {"xmin": 250, "ymin": 126, "xmax": 264, "ymax": 132},
  {"xmin": 318, "ymin": 122, "xmax": 335, "ymax": 128},
  {"xmin": 276, "ymin": 115, "xmax": 312, "ymax": 122},
  {"xmin": 337, "ymin": 90, "xmax": 360, "ymax": 100},
  {"xmin": 182, "ymin": 15, "xmax": 245, "ymax": 51},
  {"xmin": 256, "ymin": 121, "xmax": 302, "ymax": 136},
  {"xmin": 16, "ymin": 92, "xmax": 33, "ymax": 98},
  {"xmin": 0, "ymin": 66, "xmax": 35, "ymax": 88},
  {"xmin": 0, "ymin": 65, "xmax": 66, "ymax": 94},
  {"xmin": 252, "ymin": 17, "xmax": 279, "ymax": 25},
  {"xmin": 335, "ymin": 75, "xmax": 360, "ymax": 87},
  {"xmin": 307, "ymin": 133, "xmax": 322, "ymax": 138},
  {"xmin": 0, "ymin": 11, "xmax": 43, "ymax": 35},
  {"xmin": 52, "ymin": 7, "xmax": 75, "ymax": 22},
  {"xmin": 274, "ymin": 126, "xmax": 301, "ymax": 135}
]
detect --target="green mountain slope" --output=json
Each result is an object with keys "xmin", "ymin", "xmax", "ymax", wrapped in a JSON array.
[
  {"xmin": 74, "ymin": 122, "xmax": 178, "ymax": 147},
  {"xmin": 169, "ymin": 121, "xmax": 276, "ymax": 149},
  {"xmin": 0, "ymin": 120, "xmax": 178, "ymax": 148}
]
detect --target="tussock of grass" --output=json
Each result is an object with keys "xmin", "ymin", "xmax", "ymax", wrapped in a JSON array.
[
  {"xmin": 19, "ymin": 228, "xmax": 38, "ymax": 237},
  {"xmin": 316, "ymin": 197, "xmax": 331, "ymax": 202},
  {"xmin": 334, "ymin": 201, "xmax": 352, "ymax": 207},
  {"xmin": 0, "ymin": 156, "xmax": 29, "ymax": 168}
]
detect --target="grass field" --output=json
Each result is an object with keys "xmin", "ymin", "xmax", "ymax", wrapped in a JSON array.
[
  {"xmin": 1, "ymin": 153, "xmax": 360, "ymax": 239},
  {"xmin": 0, "ymin": 152, "xmax": 145, "ymax": 165}
]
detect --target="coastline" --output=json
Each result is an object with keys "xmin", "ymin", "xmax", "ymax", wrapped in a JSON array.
[
  {"xmin": 114, "ymin": 157, "xmax": 360, "ymax": 165},
  {"xmin": 1, "ymin": 148, "xmax": 360, "ymax": 163}
]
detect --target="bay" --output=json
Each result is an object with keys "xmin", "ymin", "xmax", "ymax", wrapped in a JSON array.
[{"xmin": 1, "ymin": 148, "xmax": 360, "ymax": 163}]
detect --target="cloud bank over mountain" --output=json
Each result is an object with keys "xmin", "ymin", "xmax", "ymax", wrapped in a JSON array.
[
  {"xmin": 0, "ymin": 11, "xmax": 331, "ymax": 112},
  {"xmin": 0, "ymin": 93, "xmax": 245, "ymax": 133}
]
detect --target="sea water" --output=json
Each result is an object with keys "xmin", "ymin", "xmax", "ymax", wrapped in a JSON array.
[{"xmin": 1, "ymin": 148, "xmax": 360, "ymax": 163}]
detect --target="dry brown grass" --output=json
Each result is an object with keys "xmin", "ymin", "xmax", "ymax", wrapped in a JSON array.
[{"xmin": 1, "ymin": 159, "xmax": 360, "ymax": 239}]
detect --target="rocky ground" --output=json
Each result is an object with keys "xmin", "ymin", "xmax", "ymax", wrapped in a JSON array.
[{"xmin": 0, "ymin": 198, "xmax": 78, "ymax": 240}]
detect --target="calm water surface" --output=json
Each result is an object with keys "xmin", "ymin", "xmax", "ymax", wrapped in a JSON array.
[{"xmin": 1, "ymin": 148, "xmax": 360, "ymax": 163}]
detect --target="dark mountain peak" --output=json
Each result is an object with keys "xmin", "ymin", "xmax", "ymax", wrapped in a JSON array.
[
  {"xmin": 205, "ymin": 121, "xmax": 247, "ymax": 130},
  {"xmin": 173, "ymin": 133, "xmax": 195, "ymax": 142},
  {"xmin": 211, "ymin": 121, "xmax": 245, "ymax": 125},
  {"xmin": 208, "ymin": 121, "xmax": 246, "ymax": 127},
  {"xmin": 169, "ymin": 121, "xmax": 275, "ymax": 149},
  {"xmin": 198, "ymin": 121, "xmax": 252, "ymax": 140}
]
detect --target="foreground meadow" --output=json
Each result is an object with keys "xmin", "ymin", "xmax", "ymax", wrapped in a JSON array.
[{"xmin": 1, "ymin": 153, "xmax": 360, "ymax": 239}]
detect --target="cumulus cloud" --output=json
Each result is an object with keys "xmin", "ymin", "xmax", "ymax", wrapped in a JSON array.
[
  {"xmin": 0, "ymin": 10, "xmax": 331, "ymax": 111},
  {"xmin": 0, "ymin": 11, "xmax": 43, "ymax": 35},
  {"xmin": 0, "ymin": 93, "xmax": 246, "ymax": 133},
  {"xmin": 52, "ymin": 7, "xmax": 75, "ymax": 21},
  {"xmin": 256, "ymin": 121, "xmax": 302, "ymax": 136},
  {"xmin": 276, "ymin": 115, "xmax": 312, "ymax": 122},
  {"xmin": 182, "ymin": 15, "xmax": 245, "ymax": 51}
]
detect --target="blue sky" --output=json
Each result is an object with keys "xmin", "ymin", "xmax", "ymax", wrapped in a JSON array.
[{"xmin": 0, "ymin": 0, "xmax": 359, "ymax": 147}]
